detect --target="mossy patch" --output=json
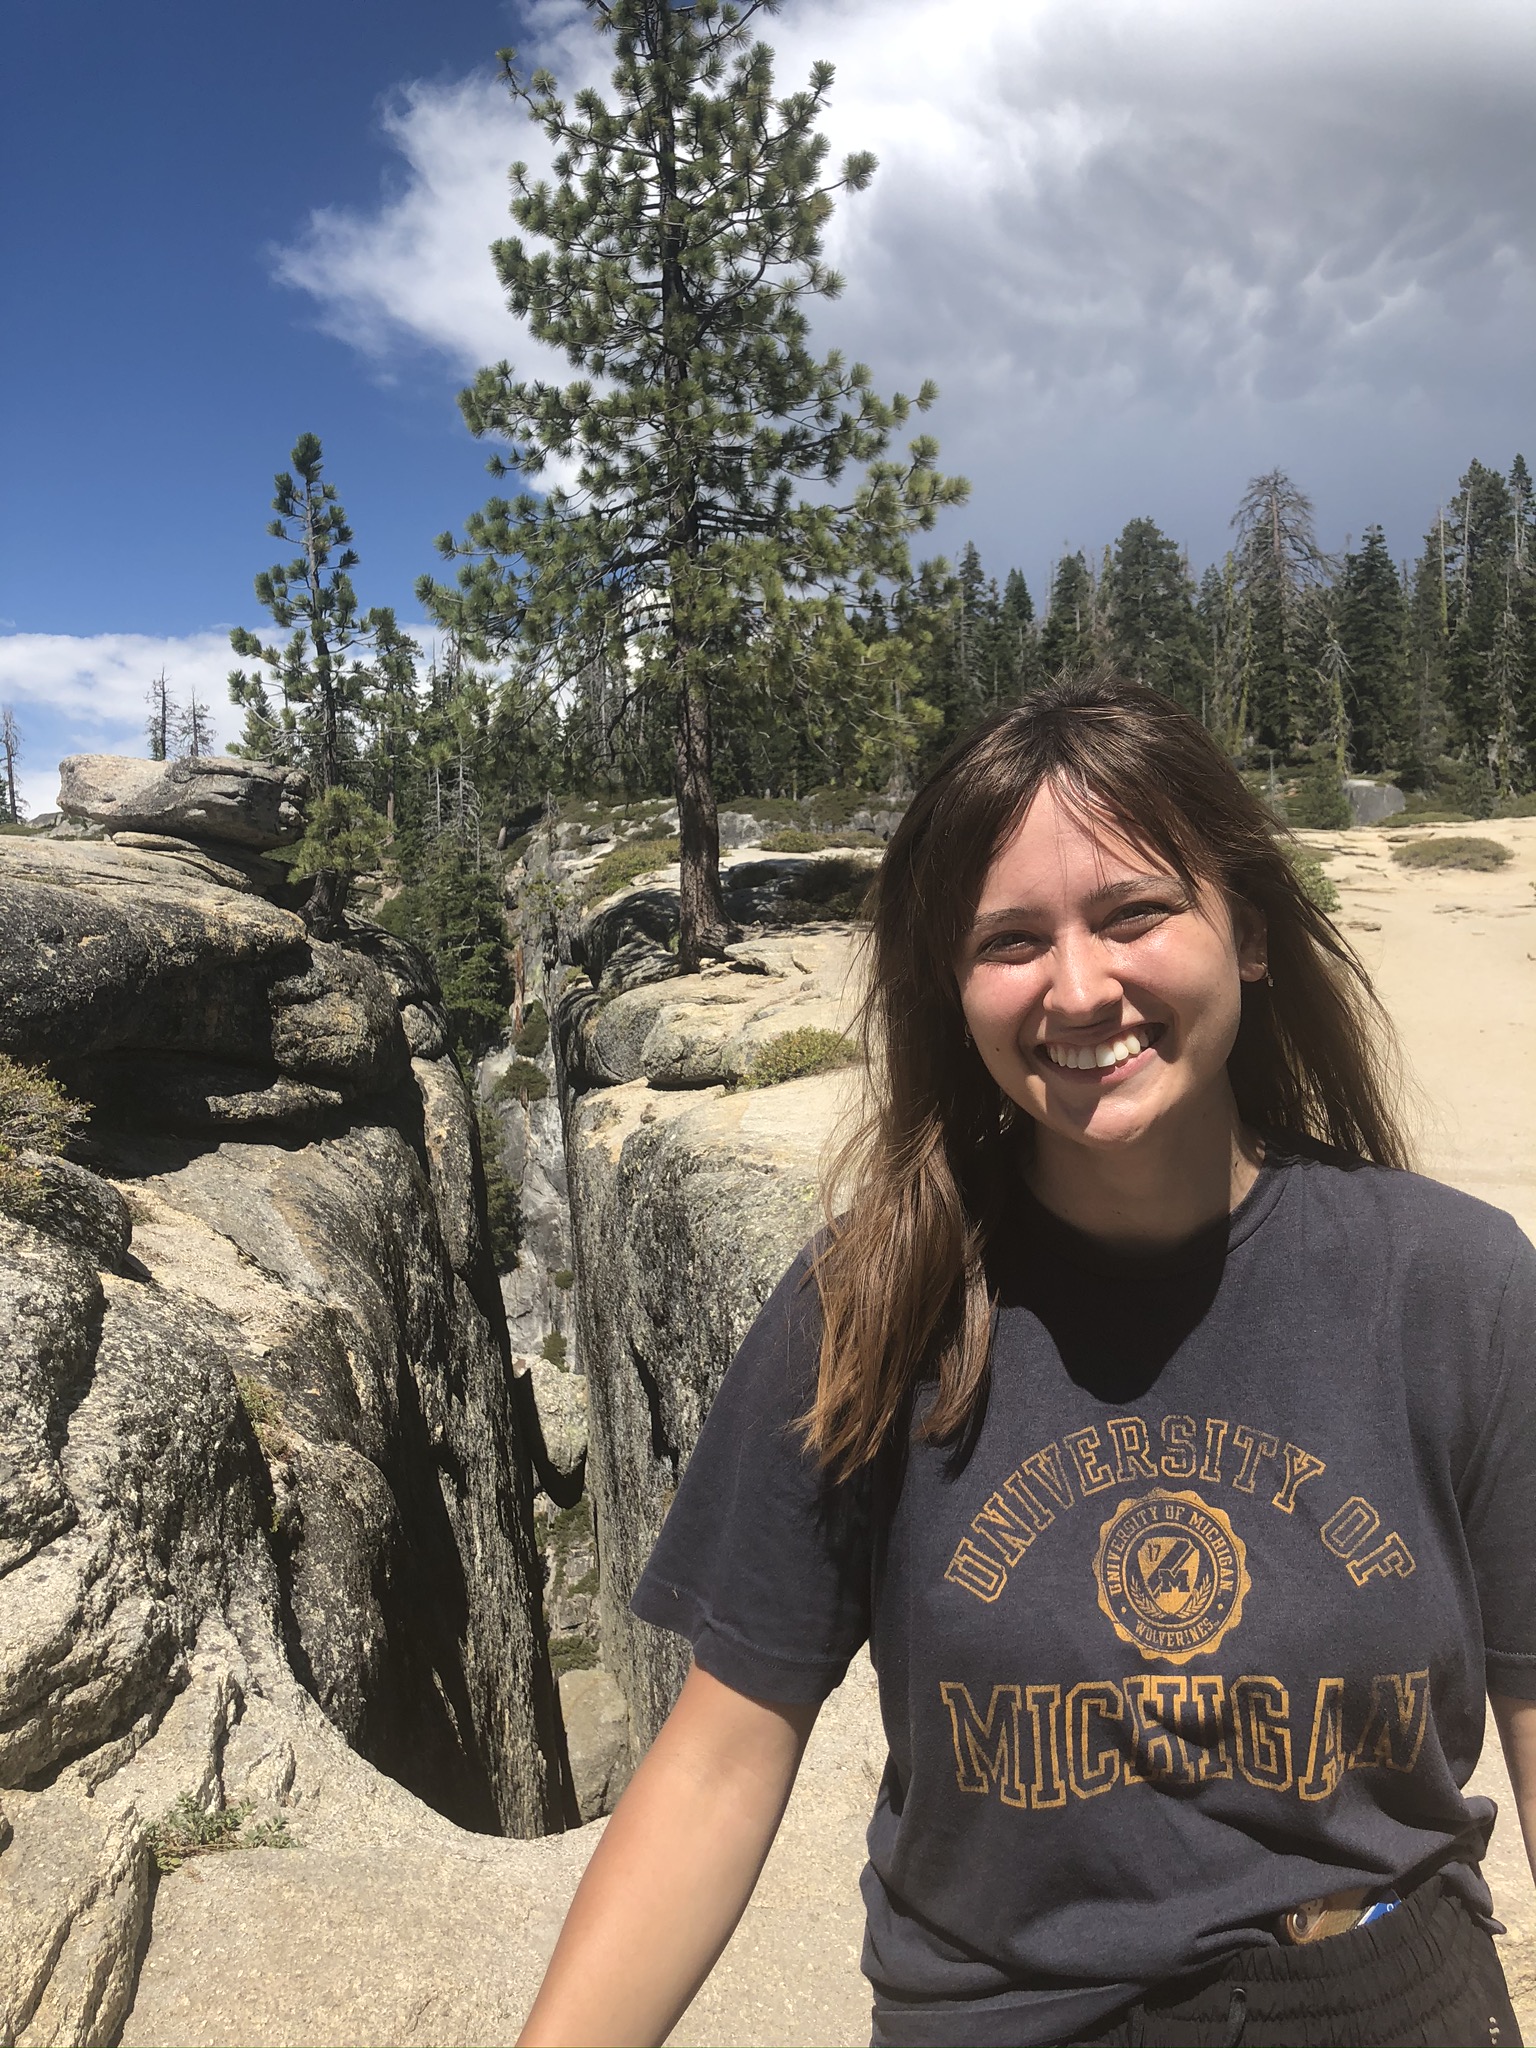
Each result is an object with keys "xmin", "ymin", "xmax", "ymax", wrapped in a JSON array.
[
  {"xmin": 743, "ymin": 1026, "xmax": 858, "ymax": 1089},
  {"xmin": 580, "ymin": 835, "xmax": 681, "ymax": 905},
  {"xmin": 1391, "ymin": 836, "xmax": 1512, "ymax": 872}
]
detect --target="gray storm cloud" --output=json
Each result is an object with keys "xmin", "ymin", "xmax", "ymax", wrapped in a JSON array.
[{"xmin": 274, "ymin": 0, "xmax": 1535, "ymax": 582}]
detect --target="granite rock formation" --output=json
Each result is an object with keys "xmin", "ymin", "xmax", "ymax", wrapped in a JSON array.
[
  {"xmin": 0, "ymin": 806, "xmax": 566, "ymax": 2043},
  {"xmin": 58, "ymin": 754, "xmax": 308, "ymax": 849}
]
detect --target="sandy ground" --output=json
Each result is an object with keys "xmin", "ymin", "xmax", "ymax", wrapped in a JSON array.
[{"xmin": 1303, "ymin": 815, "xmax": 1536, "ymax": 1237}]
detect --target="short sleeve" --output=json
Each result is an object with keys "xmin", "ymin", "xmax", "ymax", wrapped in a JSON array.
[
  {"xmin": 1459, "ymin": 1230, "xmax": 1536, "ymax": 1698},
  {"xmin": 630, "ymin": 1247, "xmax": 873, "ymax": 1704}
]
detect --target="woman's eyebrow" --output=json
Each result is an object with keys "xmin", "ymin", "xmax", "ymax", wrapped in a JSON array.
[{"xmin": 969, "ymin": 875, "xmax": 1179, "ymax": 933}]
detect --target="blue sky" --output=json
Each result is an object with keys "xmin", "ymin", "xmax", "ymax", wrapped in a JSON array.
[{"xmin": 3, "ymin": 0, "xmax": 1533, "ymax": 813}]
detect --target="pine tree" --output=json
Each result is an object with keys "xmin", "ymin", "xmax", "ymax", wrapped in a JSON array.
[
  {"xmin": 0, "ymin": 707, "xmax": 22, "ymax": 823},
  {"xmin": 172, "ymin": 685, "xmax": 214, "ymax": 759},
  {"xmin": 144, "ymin": 671, "xmax": 175, "ymax": 762},
  {"xmin": 999, "ymin": 569, "xmax": 1039, "ymax": 697},
  {"xmin": 379, "ymin": 843, "xmax": 512, "ymax": 1063},
  {"xmin": 1401, "ymin": 517, "xmax": 1452, "ymax": 789},
  {"xmin": 420, "ymin": 1, "xmax": 966, "ymax": 966},
  {"xmin": 1039, "ymin": 553, "xmax": 1095, "ymax": 679},
  {"xmin": 229, "ymin": 434, "xmax": 368, "ymax": 792},
  {"xmin": 1105, "ymin": 516, "xmax": 1206, "ymax": 714},
  {"xmin": 1442, "ymin": 458, "xmax": 1514, "ymax": 753},
  {"xmin": 1486, "ymin": 595, "xmax": 1527, "ymax": 797},
  {"xmin": 359, "ymin": 609, "xmax": 423, "ymax": 835},
  {"xmin": 1231, "ymin": 470, "xmax": 1329, "ymax": 753},
  {"xmin": 1334, "ymin": 527, "xmax": 1406, "ymax": 773}
]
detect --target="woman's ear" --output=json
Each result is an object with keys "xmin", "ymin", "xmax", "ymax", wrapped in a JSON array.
[{"xmin": 1234, "ymin": 902, "xmax": 1269, "ymax": 983}]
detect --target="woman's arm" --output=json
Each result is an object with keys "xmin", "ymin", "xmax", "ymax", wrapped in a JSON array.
[
  {"xmin": 518, "ymin": 1663, "xmax": 821, "ymax": 2048},
  {"xmin": 1490, "ymin": 1692, "xmax": 1536, "ymax": 1889}
]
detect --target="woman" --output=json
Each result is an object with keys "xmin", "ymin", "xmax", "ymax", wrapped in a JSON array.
[{"xmin": 520, "ymin": 677, "xmax": 1536, "ymax": 2048}]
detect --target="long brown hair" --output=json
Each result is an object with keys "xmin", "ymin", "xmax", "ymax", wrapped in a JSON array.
[{"xmin": 807, "ymin": 674, "xmax": 1412, "ymax": 1477}]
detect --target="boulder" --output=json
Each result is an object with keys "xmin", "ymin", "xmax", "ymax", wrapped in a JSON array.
[
  {"xmin": 1344, "ymin": 778, "xmax": 1406, "ymax": 826},
  {"xmin": 0, "ymin": 837, "xmax": 308, "ymax": 1070},
  {"xmin": 557, "ymin": 1666, "xmax": 632, "ymax": 1822},
  {"xmin": 525, "ymin": 1360, "xmax": 588, "ymax": 1482},
  {"xmin": 270, "ymin": 944, "xmax": 411, "ymax": 1095},
  {"xmin": 58, "ymin": 755, "xmax": 308, "ymax": 849},
  {"xmin": 4, "ymin": 1152, "xmax": 133, "ymax": 1269}
]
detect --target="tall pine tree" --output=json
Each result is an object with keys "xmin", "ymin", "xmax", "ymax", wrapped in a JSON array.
[
  {"xmin": 420, "ymin": 1, "xmax": 965, "ymax": 966},
  {"xmin": 229, "ymin": 434, "xmax": 369, "ymax": 792},
  {"xmin": 1334, "ymin": 526, "xmax": 1406, "ymax": 773},
  {"xmin": 1038, "ymin": 552, "xmax": 1096, "ymax": 679},
  {"xmin": 1105, "ymin": 516, "xmax": 1205, "ymax": 714},
  {"xmin": 1231, "ymin": 470, "xmax": 1329, "ymax": 753}
]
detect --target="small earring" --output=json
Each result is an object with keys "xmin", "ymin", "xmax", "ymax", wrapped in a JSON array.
[{"xmin": 1264, "ymin": 966, "xmax": 1274, "ymax": 988}]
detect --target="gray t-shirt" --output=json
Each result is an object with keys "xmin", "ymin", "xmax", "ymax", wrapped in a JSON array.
[{"xmin": 632, "ymin": 1151, "xmax": 1536, "ymax": 2045}]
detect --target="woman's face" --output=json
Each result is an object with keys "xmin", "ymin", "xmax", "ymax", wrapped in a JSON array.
[{"xmin": 955, "ymin": 779, "xmax": 1267, "ymax": 1157}]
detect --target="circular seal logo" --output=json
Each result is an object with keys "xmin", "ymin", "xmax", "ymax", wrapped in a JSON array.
[{"xmin": 1094, "ymin": 1489, "xmax": 1250, "ymax": 1665}]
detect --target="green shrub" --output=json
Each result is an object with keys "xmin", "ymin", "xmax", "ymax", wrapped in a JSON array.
[
  {"xmin": 233, "ymin": 1374, "xmax": 282, "ymax": 1432},
  {"xmin": 561, "ymin": 965, "xmax": 590, "ymax": 992},
  {"xmin": 477, "ymin": 1105, "xmax": 523, "ymax": 1270},
  {"xmin": 743, "ymin": 1026, "xmax": 858, "ymax": 1089},
  {"xmin": 514, "ymin": 1000, "xmax": 549, "ymax": 1058},
  {"xmin": 1289, "ymin": 758, "xmax": 1353, "ymax": 830},
  {"xmin": 1287, "ymin": 849, "xmax": 1339, "ymax": 916},
  {"xmin": 776, "ymin": 854, "xmax": 877, "ymax": 924},
  {"xmin": 1391, "ymin": 835, "xmax": 1512, "ymax": 873},
  {"xmin": 492, "ymin": 1058, "xmax": 549, "ymax": 1104},
  {"xmin": 1494, "ymin": 794, "xmax": 1536, "ymax": 818},
  {"xmin": 580, "ymin": 835, "xmax": 680, "ymax": 904},
  {"xmin": 1370, "ymin": 809, "xmax": 1470, "ymax": 828},
  {"xmin": 550, "ymin": 1635, "xmax": 598, "ymax": 1677},
  {"xmin": 290, "ymin": 786, "xmax": 387, "ymax": 882},
  {"xmin": 553, "ymin": 1267, "xmax": 575, "ymax": 1290},
  {"xmin": 0, "ymin": 1055, "xmax": 88, "ymax": 1224},
  {"xmin": 760, "ymin": 827, "xmax": 880, "ymax": 853},
  {"xmin": 145, "ymin": 1796, "xmax": 296, "ymax": 1873},
  {"xmin": 539, "ymin": 1330, "xmax": 568, "ymax": 1367}
]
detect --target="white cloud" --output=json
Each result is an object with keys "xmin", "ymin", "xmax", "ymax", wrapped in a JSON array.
[
  {"xmin": 273, "ymin": 0, "xmax": 1536, "ymax": 580},
  {"xmin": 0, "ymin": 632, "xmax": 245, "ymax": 817}
]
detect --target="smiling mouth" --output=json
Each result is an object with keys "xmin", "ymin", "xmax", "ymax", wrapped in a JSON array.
[{"xmin": 1037, "ymin": 1023, "xmax": 1166, "ymax": 1074}]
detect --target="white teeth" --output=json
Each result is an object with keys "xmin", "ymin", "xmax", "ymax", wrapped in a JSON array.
[{"xmin": 1045, "ymin": 1029, "xmax": 1150, "ymax": 1071}]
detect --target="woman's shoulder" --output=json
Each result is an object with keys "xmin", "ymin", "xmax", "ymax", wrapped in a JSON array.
[{"xmin": 1271, "ymin": 1139, "xmax": 1531, "ymax": 1284}]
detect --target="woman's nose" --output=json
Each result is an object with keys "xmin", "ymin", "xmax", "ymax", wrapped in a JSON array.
[{"xmin": 1043, "ymin": 929, "xmax": 1120, "ymax": 1019}]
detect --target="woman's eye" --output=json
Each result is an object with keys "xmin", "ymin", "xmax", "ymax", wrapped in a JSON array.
[{"xmin": 1108, "ymin": 900, "xmax": 1179, "ymax": 933}]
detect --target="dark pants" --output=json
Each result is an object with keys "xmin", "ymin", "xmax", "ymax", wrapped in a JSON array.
[{"xmin": 1064, "ymin": 1879, "xmax": 1522, "ymax": 2047}]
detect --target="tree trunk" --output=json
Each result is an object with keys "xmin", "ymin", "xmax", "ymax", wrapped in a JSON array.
[
  {"xmin": 302, "ymin": 866, "xmax": 349, "ymax": 939},
  {"xmin": 673, "ymin": 668, "xmax": 737, "ymax": 970},
  {"xmin": 648, "ymin": 1, "xmax": 733, "ymax": 972}
]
